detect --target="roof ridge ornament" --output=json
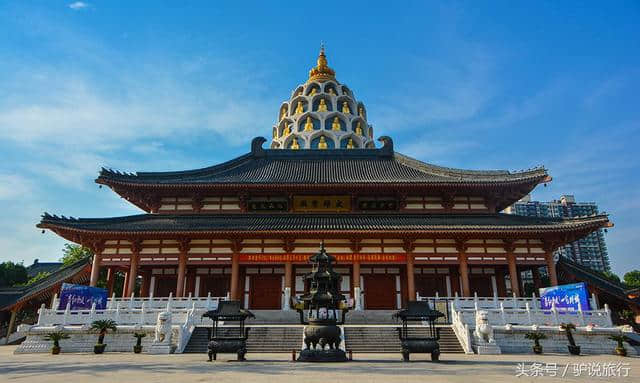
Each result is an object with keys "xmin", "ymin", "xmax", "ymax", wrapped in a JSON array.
[
  {"xmin": 251, "ymin": 136, "xmax": 267, "ymax": 157},
  {"xmin": 308, "ymin": 44, "xmax": 336, "ymax": 83},
  {"xmin": 377, "ymin": 136, "xmax": 394, "ymax": 157}
]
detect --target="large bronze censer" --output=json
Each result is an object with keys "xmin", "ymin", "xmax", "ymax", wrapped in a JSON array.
[{"xmin": 294, "ymin": 243, "xmax": 350, "ymax": 362}]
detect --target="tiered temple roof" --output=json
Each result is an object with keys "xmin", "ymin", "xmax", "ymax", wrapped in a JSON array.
[
  {"xmin": 38, "ymin": 212, "xmax": 609, "ymax": 240},
  {"xmin": 98, "ymin": 138, "xmax": 548, "ymax": 187}
]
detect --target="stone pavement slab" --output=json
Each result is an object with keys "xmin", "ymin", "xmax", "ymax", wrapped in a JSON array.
[{"xmin": 1, "ymin": 345, "xmax": 639, "ymax": 383}]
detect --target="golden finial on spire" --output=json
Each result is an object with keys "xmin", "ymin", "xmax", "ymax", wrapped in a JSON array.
[{"xmin": 308, "ymin": 43, "xmax": 336, "ymax": 83}]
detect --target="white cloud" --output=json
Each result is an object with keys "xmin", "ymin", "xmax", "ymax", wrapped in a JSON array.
[
  {"xmin": 68, "ymin": 2, "xmax": 89, "ymax": 10},
  {"xmin": 371, "ymin": 56, "xmax": 494, "ymax": 132},
  {"xmin": 0, "ymin": 66, "xmax": 275, "ymax": 149},
  {"xmin": 0, "ymin": 174, "xmax": 33, "ymax": 200}
]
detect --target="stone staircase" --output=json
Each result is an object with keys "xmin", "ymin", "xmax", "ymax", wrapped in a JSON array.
[
  {"xmin": 184, "ymin": 325, "xmax": 463, "ymax": 354},
  {"xmin": 183, "ymin": 326, "xmax": 303, "ymax": 353},
  {"xmin": 343, "ymin": 326, "xmax": 464, "ymax": 353}
]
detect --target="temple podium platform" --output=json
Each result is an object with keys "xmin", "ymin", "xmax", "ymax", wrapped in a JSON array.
[{"xmin": 247, "ymin": 310, "xmax": 401, "ymax": 325}]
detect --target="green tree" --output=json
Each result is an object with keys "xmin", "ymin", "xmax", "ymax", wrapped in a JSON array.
[
  {"xmin": 602, "ymin": 270, "xmax": 621, "ymax": 284},
  {"xmin": 24, "ymin": 271, "xmax": 52, "ymax": 286},
  {"xmin": 60, "ymin": 244, "xmax": 93, "ymax": 266},
  {"xmin": 0, "ymin": 261, "xmax": 29, "ymax": 287},
  {"xmin": 623, "ymin": 270, "xmax": 640, "ymax": 289}
]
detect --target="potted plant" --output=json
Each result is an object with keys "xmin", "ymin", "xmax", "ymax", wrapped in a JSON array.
[
  {"xmin": 44, "ymin": 331, "xmax": 70, "ymax": 355},
  {"xmin": 560, "ymin": 323, "xmax": 580, "ymax": 355},
  {"xmin": 608, "ymin": 334, "xmax": 629, "ymax": 357},
  {"xmin": 91, "ymin": 319, "xmax": 117, "ymax": 354},
  {"xmin": 133, "ymin": 332, "xmax": 146, "ymax": 353},
  {"xmin": 525, "ymin": 331, "xmax": 547, "ymax": 354}
]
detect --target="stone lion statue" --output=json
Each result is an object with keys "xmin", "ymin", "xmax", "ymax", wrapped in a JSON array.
[
  {"xmin": 473, "ymin": 310, "xmax": 495, "ymax": 344},
  {"xmin": 154, "ymin": 311, "xmax": 172, "ymax": 344}
]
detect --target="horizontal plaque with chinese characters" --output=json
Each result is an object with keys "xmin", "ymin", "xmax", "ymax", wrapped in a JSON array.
[
  {"xmin": 247, "ymin": 199, "xmax": 288, "ymax": 212},
  {"xmin": 239, "ymin": 254, "xmax": 406, "ymax": 263},
  {"xmin": 292, "ymin": 195, "xmax": 351, "ymax": 212},
  {"xmin": 357, "ymin": 199, "xmax": 398, "ymax": 211}
]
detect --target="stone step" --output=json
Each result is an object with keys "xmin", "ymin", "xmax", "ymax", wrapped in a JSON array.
[
  {"xmin": 184, "ymin": 326, "xmax": 304, "ymax": 353},
  {"xmin": 184, "ymin": 326, "xmax": 464, "ymax": 354}
]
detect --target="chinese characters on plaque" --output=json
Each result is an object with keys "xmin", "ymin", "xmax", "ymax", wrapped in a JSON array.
[{"xmin": 292, "ymin": 195, "xmax": 351, "ymax": 212}]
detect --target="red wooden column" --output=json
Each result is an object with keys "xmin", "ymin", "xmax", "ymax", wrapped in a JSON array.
[
  {"xmin": 507, "ymin": 254, "xmax": 520, "ymax": 297},
  {"xmin": 456, "ymin": 241, "xmax": 470, "ymax": 297},
  {"xmin": 126, "ymin": 240, "xmax": 142, "ymax": 297},
  {"xmin": 176, "ymin": 239, "xmax": 190, "ymax": 298},
  {"xmin": 88, "ymin": 241, "xmax": 105, "ymax": 287},
  {"xmin": 503, "ymin": 241, "xmax": 520, "ymax": 296},
  {"xmin": 4, "ymin": 304, "xmax": 22, "ymax": 344},
  {"xmin": 106, "ymin": 268, "xmax": 115, "ymax": 296},
  {"xmin": 546, "ymin": 251, "xmax": 558, "ymax": 286},
  {"xmin": 352, "ymin": 262, "xmax": 360, "ymax": 289},
  {"xmin": 140, "ymin": 270, "xmax": 151, "ymax": 297},
  {"xmin": 284, "ymin": 262, "xmax": 293, "ymax": 290},
  {"xmin": 122, "ymin": 272, "xmax": 129, "ymax": 298},
  {"xmin": 89, "ymin": 254, "xmax": 102, "ymax": 287},
  {"xmin": 404, "ymin": 240, "xmax": 416, "ymax": 300},
  {"xmin": 230, "ymin": 254, "xmax": 240, "ymax": 300}
]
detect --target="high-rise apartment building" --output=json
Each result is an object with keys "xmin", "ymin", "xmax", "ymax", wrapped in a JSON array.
[{"xmin": 505, "ymin": 195, "xmax": 610, "ymax": 272}]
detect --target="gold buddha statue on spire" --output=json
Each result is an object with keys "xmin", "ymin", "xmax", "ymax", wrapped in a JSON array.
[
  {"xmin": 283, "ymin": 123, "xmax": 291, "ymax": 136},
  {"xmin": 308, "ymin": 44, "xmax": 336, "ymax": 83},
  {"xmin": 304, "ymin": 116, "xmax": 314, "ymax": 132},
  {"xmin": 332, "ymin": 116, "xmax": 341, "ymax": 131},
  {"xmin": 342, "ymin": 101, "xmax": 351, "ymax": 114},
  {"xmin": 355, "ymin": 121, "xmax": 363, "ymax": 135},
  {"xmin": 295, "ymin": 101, "xmax": 304, "ymax": 114},
  {"xmin": 358, "ymin": 106, "xmax": 365, "ymax": 118},
  {"xmin": 309, "ymin": 87, "xmax": 317, "ymax": 96},
  {"xmin": 290, "ymin": 137, "xmax": 300, "ymax": 150},
  {"xmin": 328, "ymin": 87, "xmax": 336, "ymax": 96},
  {"xmin": 318, "ymin": 136, "xmax": 328, "ymax": 149},
  {"xmin": 347, "ymin": 138, "xmax": 355, "ymax": 149},
  {"xmin": 280, "ymin": 108, "xmax": 287, "ymax": 120},
  {"xmin": 318, "ymin": 98, "xmax": 328, "ymax": 112}
]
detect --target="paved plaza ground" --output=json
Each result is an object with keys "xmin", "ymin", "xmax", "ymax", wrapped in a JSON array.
[{"xmin": 1, "ymin": 345, "xmax": 639, "ymax": 383}]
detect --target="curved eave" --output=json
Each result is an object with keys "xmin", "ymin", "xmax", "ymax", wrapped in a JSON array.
[
  {"xmin": 96, "ymin": 177, "xmax": 547, "ymax": 189},
  {"xmin": 37, "ymin": 214, "xmax": 610, "ymax": 241},
  {"xmin": 94, "ymin": 145, "xmax": 549, "ymax": 189},
  {"xmin": 0, "ymin": 260, "xmax": 91, "ymax": 311}
]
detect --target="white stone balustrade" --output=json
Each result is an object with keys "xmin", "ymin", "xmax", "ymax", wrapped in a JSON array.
[
  {"xmin": 37, "ymin": 293, "xmax": 228, "ymax": 328},
  {"xmin": 451, "ymin": 302, "xmax": 612, "ymax": 328},
  {"xmin": 417, "ymin": 292, "xmax": 599, "ymax": 311}
]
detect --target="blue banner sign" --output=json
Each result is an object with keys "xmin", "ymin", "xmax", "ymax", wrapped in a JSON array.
[
  {"xmin": 539, "ymin": 282, "xmax": 590, "ymax": 310},
  {"xmin": 58, "ymin": 283, "xmax": 108, "ymax": 310}
]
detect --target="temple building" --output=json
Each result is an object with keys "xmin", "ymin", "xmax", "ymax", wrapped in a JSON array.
[{"xmin": 37, "ymin": 48, "xmax": 613, "ymax": 310}]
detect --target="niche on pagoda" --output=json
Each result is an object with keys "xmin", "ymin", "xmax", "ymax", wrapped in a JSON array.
[
  {"xmin": 324, "ymin": 113, "xmax": 346, "ymax": 132},
  {"xmin": 336, "ymin": 96, "xmax": 354, "ymax": 115},
  {"xmin": 279, "ymin": 104, "xmax": 289, "ymax": 120},
  {"xmin": 310, "ymin": 134, "xmax": 335, "ymax": 149},
  {"xmin": 278, "ymin": 119, "xmax": 293, "ymax": 136},
  {"xmin": 339, "ymin": 134, "xmax": 360, "ymax": 149},
  {"xmin": 312, "ymin": 95, "xmax": 333, "ymax": 112},
  {"xmin": 291, "ymin": 97, "xmax": 308, "ymax": 115},
  {"xmin": 298, "ymin": 113, "xmax": 320, "ymax": 132},
  {"xmin": 356, "ymin": 103, "xmax": 366, "ymax": 119},
  {"xmin": 323, "ymin": 82, "xmax": 339, "ymax": 96},
  {"xmin": 305, "ymin": 83, "xmax": 321, "ymax": 96},
  {"xmin": 285, "ymin": 134, "xmax": 305, "ymax": 149},
  {"xmin": 351, "ymin": 118, "xmax": 366, "ymax": 136}
]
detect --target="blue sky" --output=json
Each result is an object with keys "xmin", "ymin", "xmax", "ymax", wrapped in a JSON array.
[{"xmin": 0, "ymin": 1, "xmax": 638, "ymax": 276}]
